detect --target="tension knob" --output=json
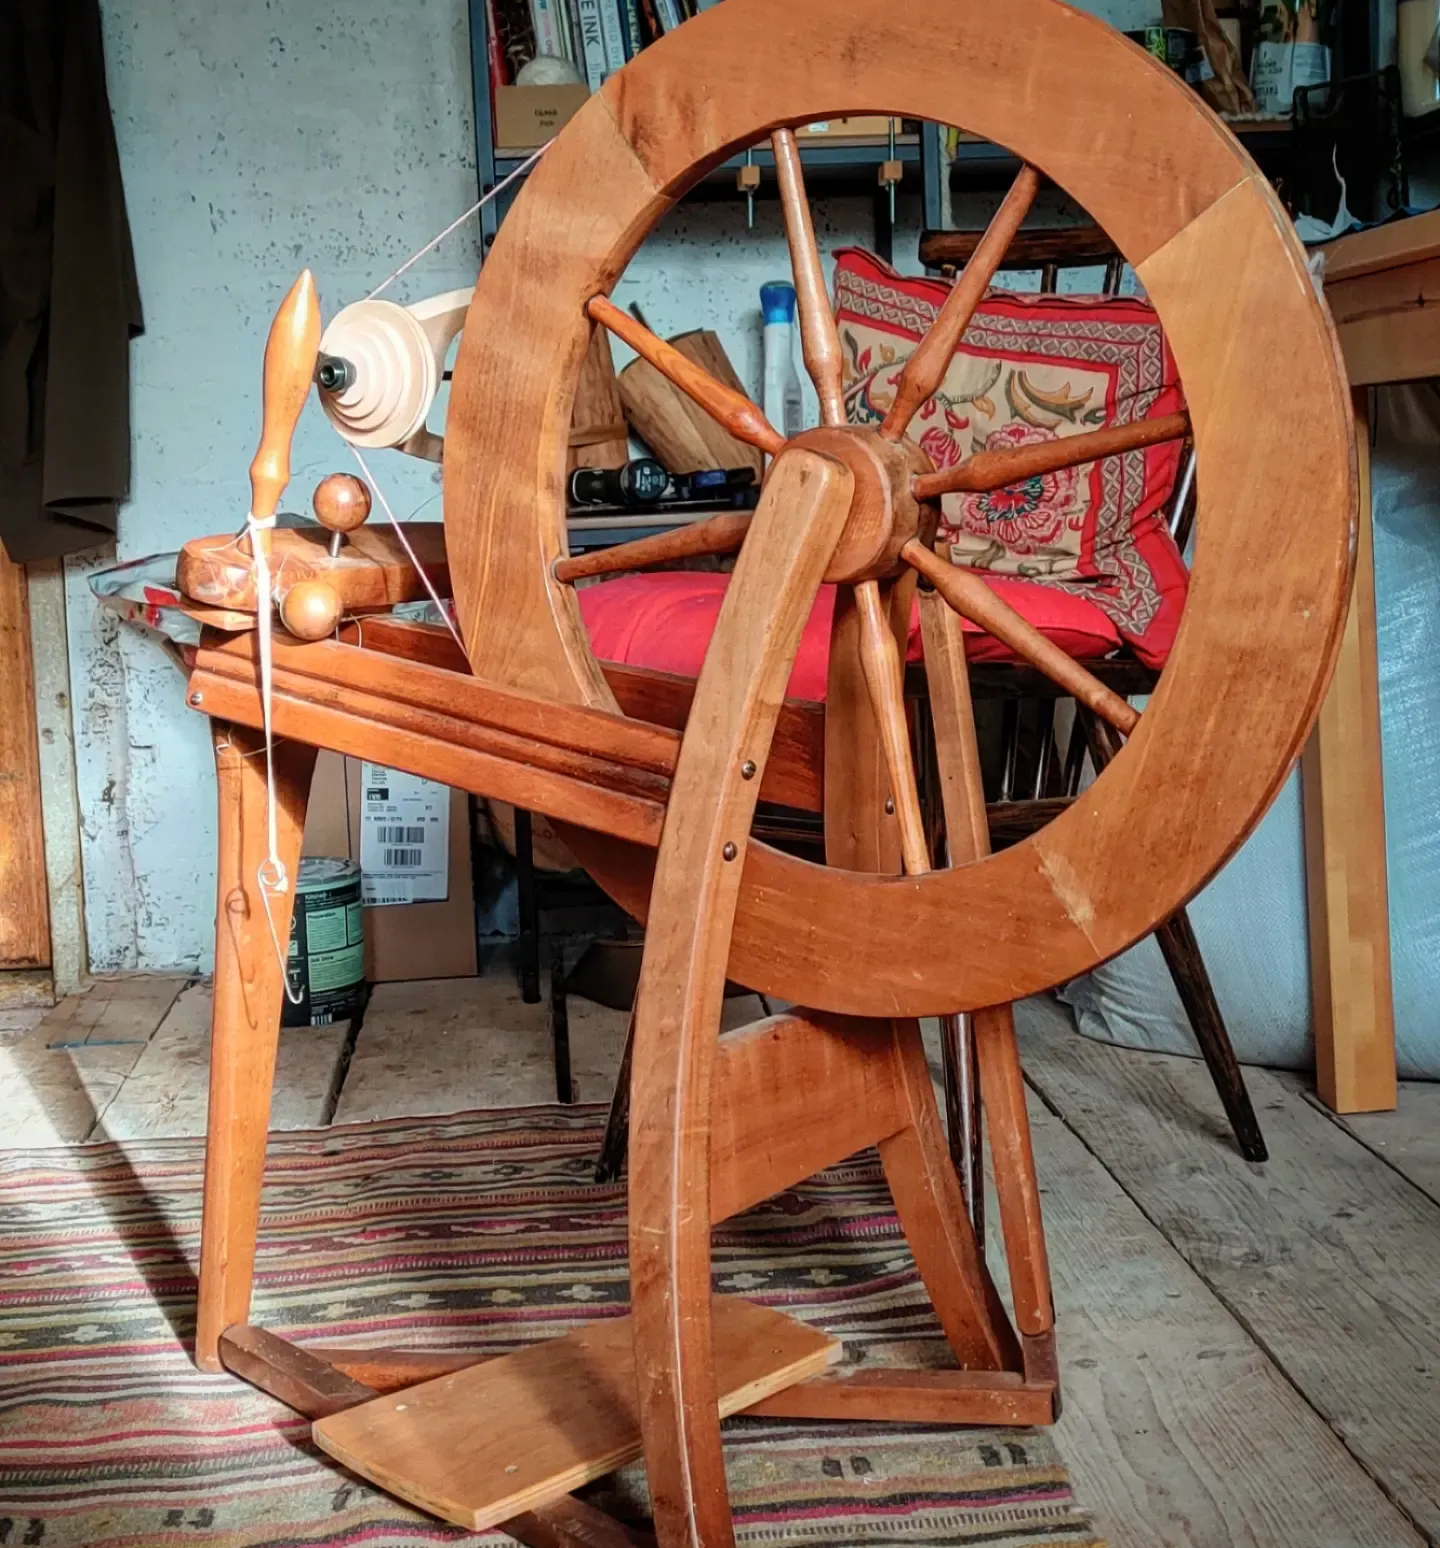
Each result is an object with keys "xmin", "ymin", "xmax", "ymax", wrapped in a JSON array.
[
  {"xmin": 313, "ymin": 472, "xmax": 371, "ymax": 555},
  {"xmin": 280, "ymin": 578, "xmax": 343, "ymax": 641}
]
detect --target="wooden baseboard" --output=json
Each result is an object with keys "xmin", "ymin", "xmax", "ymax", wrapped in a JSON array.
[{"xmin": 0, "ymin": 546, "xmax": 50, "ymax": 971}]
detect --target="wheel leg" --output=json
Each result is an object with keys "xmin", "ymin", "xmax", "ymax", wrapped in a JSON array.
[
  {"xmin": 973, "ymin": 1003, "xmax": 1053, "ymax": 1336},
  {"xmin": 628, "ymin": 448, "xmax": 854, "ymax": 1548},
  {"xmin": 830, "ymin": 582, "xmax": 1018, "ymax": 1372},
  {"xmin": 918, "ymin": 593, "xmax": 1056, "ymax": 1341},
  {"xmin": 196, "ymin": 722, "xmax": 317, "ymax": 1372},
  {"xmin": 880, "ymin": 1021, "xmax": 1020, "ymax": 1371}
]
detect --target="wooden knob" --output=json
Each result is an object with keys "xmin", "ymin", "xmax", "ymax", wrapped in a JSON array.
[
  {"xmin": 249, "ymin": 270, "xmax": 322, "ymax": 523},
  {"xmin": 280, "ymin": 579, "xmax": 343, "ymax": 641},
  {"xmin": 313, "ymin": 473, "xmax": 372, "ymax": 534}
]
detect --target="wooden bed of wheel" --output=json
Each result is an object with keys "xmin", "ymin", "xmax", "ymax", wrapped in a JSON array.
[{"xmin": 176, "ymin": 1, "xmax": 1357, "ymax": 1545}]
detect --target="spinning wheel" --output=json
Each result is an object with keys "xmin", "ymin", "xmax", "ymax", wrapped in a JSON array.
[{"xmin": 174, "ymin": 2, "xmax": 1355, "ymax": 1545}]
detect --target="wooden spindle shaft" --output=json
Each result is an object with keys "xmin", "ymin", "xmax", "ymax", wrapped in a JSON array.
[
  {"xmin": 772, "ymin": 128, "xmax": 847, "ymax": 427},
  {"xmin": 553, "ymin": 512, "xmax": 753, "ymax": 584},
  {"xmin": 913, "ymin": 412, "xmax": 1191, "ymax": 501},
  {"xmin": 587, "ymin": 295, "xmax": 785, "ymax": 456},
  {"xmin": 880, "ymin": 165, "xmax": 1041, "ymax": 442},
  {"xmin": 249, "ymin": 270, "xmax": 322, "ymax": 524},
  {"xmin": 901, "ymin": 539, "xmax": 1139, "ymax": 737},
  {"xmin": 854, "ymin": 579, "xmax": 931, "ymax": 875}
]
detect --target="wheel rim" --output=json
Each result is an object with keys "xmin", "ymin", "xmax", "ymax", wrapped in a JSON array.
[{"xmin": 444, "ymin": 0, "xmax": 1355, "ymax": 1015}]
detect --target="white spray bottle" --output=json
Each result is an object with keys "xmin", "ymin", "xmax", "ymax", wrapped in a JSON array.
[{"xmin": 760, "ymin": 281, "xmax": 803, "ymax": 444}]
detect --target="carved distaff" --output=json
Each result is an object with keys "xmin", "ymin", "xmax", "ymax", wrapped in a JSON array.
[{"xmin": 249, "ymin": 270, "xmax": 322, "ymax": 538}]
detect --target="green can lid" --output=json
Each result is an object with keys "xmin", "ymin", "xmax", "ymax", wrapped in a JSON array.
[{"xmin": 296, "ymin": 856, "xmax": 362, "ymax": 893}]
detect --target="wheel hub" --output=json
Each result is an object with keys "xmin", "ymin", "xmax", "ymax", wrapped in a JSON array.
[{"xmin": 789, "ymin": 425, "xmax": 938, "ymax": 584}]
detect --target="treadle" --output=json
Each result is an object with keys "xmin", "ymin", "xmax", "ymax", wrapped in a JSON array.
[{"xmin": 312, "ymin": 1295, "xmax": 840, "ymax": 1530}]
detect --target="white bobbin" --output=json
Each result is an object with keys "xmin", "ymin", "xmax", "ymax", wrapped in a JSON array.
[{"xmin": 317, "ymin": 287, "xmax": 473, "ymax": 462}]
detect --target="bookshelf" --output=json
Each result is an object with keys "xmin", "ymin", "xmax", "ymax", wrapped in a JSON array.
[
  {"xmin": 465, "ymin": 6, "xmax": 1343, "ymax": 271},
  {"xmin": 465, "ymin": 0, "xmax": 929, "ymax": 257}
]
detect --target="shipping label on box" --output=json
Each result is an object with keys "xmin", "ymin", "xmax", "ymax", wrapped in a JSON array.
[
  {"xmin": 359, "ymin": 763, "xmax": 450, "ymax": 906},
  {"xmin": 494, "ymin": 85, "xmax": 590, "ymax": 149}
]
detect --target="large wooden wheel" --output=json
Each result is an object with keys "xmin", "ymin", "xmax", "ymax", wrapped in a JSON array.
[
  {"xmin": 437, "ymin": 8, "xmax": 1355, "ymax": 1544},
  {"xmin": 445, "ymin": 0, "xmax": 1355, "ymax": 1018}
]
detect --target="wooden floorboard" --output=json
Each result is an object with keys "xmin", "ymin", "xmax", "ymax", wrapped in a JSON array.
[
  {"xmin": 1307, "ymin": 1078, "xmax": 1440, "ymax": 1208},
  {"xmin": 334, "ymin": 974, "xmax": 564, "ymax": 1120},
  {"xmin": 1, "ymin": 975, "xmax": 187, "ymax": 1144},
  {"xmin": 1017, "ymin": 1003, "xmax": 1440, "ymax": 1544},
  {"xmin": 94, "ymin": 981, "xmax": 349, "ymax": 1139},
  {"xmin": 941, "ymin": 1004, "xmax": 1423, "ymax": 1548},
  {"xmin": 335, "ymin": 971, "xmax": 765, "ymax": 1121}
]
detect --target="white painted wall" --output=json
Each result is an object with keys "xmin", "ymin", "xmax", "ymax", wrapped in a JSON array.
[{"xmin": 77, "ymin": 0, "xmax": 1160, "ymax": 970}]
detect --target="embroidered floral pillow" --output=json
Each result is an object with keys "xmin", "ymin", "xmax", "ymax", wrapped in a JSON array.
[{"xmin": 832, "ymin": 247, "xmax": 1189, "ymax": 668}]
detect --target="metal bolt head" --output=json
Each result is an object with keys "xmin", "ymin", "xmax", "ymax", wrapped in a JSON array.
[
  {"xmin": 188, "ymin": 692, "xmax": 203, "ymax": 706},
  {"xmin": 722, "ymin": 841, "xmax": 738, "ymax": 861},
  {"xmin": 884, "ymin": 797, "xmax": 895, "ymax": 815},
  {"xmin": 741, "ymin": 760, "xmax": 757, "ymax": 780}
]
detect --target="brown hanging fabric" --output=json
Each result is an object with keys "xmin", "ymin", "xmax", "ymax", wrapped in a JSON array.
[{"xmin": 0, "ymin": 0, "xmax": 142, "ymax": 562}]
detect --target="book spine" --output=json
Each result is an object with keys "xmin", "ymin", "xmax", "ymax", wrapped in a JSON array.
[
  {"xmin": 576, "ymin": 0, "xmax": 608, "ymax": 87},
  {"xmin": 622, "ymin": 0, "xmax": 643, "ymax": 52},
  {"xmin": 486, "ymin": 0, "xmax": 511, "ymax": 88},
  {"xmin": 656, "ymin": 0, "xmax": 681, "ymax": 28},
  {"xmin": 529, "ymin": 0, "xmax": 562, "ymax": 57},
  {"xmin": 597, "ymin": 0, "xmax": 627, "ymax": 74},
  {"xmin": 561, "ymin": 0, "xmax": 585, "ymax": 67}
]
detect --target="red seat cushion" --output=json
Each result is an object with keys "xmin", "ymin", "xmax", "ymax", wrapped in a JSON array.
[{"xmin": 577, "ymin": 570, "xmax": 1123, "ymax": 703}]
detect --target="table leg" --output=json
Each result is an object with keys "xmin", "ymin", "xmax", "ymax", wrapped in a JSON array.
[{"xmin": 1301, "ymin": 388, "xmax": 1397, "ymax": 1113}]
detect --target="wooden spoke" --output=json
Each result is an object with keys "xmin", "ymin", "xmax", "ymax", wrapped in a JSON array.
[
  {"xmin": 880, "ymin": 164, "xmax": 1041, "ymax": 442},
  {"xmin": 918, "ymin": 594, "xmax": 1054, "ymax": 1336},
  {"xmin": 854, "ymin": 579, "xmax": 931, "ymax": 875},
  {"xmin": 553, "ymin": 512, "xmax": 752, "ymax": 583},
  {"xmin": 913, "ymin": 411, "xmax": 1190, "ymax": 501},
  {"xmin": 586, "ymin": 295, "xmax": 784, "ymax": 455},
  {"xmin": 901, "ymin": 539, "xmax": 1139, "ymax": 737},
  {"xmin": 771, "ymin": 128, "xmax": 846, "ymax": 426}
]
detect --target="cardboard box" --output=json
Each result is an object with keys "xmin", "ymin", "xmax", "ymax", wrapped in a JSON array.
[
  {"xmin": 797, "ymin": 116, "xmax": 902, "ymax": 139},
  {"xmin": 494, "ymin": 85, "xmax": 590, "ymax": 150},
  {"xmin": 303, "ymin": 752, "xmax": 477, "ymax": 985}
]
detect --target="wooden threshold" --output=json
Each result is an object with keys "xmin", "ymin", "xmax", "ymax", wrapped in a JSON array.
[{"xmin": 311, "ymin": 1296, "xmax": 841, "ymax": 1531}]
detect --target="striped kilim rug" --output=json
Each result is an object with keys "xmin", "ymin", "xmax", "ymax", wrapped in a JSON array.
[{"xmin": 0, "ymin": 1104, "xmax": 1104, "ymax": 1547}]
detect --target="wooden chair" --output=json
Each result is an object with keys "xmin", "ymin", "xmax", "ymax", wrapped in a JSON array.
[
  {"xmin": 168, "ymin": 5, "xmax": 1355, "ymax": 1545},
  {"xmin": 914, "ymin": 222, "xmax": 1266, "ymax": 1163}
]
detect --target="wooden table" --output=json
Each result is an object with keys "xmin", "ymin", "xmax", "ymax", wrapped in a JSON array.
[{"xmin": 1303, "ymin": 212, "xmax": 1440, "ymax": 1112}]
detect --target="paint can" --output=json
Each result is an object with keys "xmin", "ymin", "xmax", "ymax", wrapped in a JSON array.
[{"xmin": 282, "ymin": 857, "xmax": 367, "ymax": 1027}]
